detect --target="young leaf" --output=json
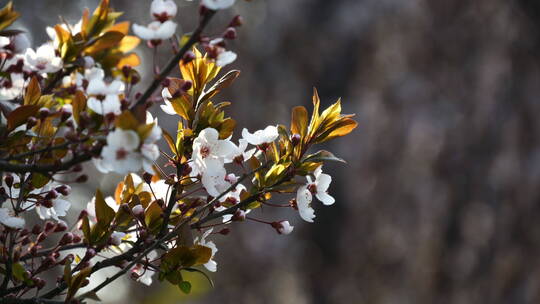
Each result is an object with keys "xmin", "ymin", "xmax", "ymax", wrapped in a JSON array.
[
  {"xmin": 178, "ymin": 281, "xmax": 192, "ymax": 294},
  {"xmin": 72, "ymin": 90, "xmax": 87, "ymax": 124},
  {"xmin": 302, "ymin": 150, "xmax": 346, "ymax": 164},
  {"xmin": 23, "ymin": 77, "xmax": 41, "ymax": 106},
  {"xmin": 94, "ymin": 189, "xmax": 115, "ymax": 227},
  {"xmin": 291, "ymin": 106, "xmax": 308, "ymax": 138},
  {"xmin": 6, "ymin": 104, "xmax": 39, "ymax": 131}
]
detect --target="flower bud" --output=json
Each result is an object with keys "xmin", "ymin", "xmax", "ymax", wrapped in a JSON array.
[
  {"xmin": 4, "ymin": 175, "xmax": 13, "ymax": 188},
  {"xmin": 75, "ymin": 175, "xmax": 88, "ymax": 183},
  {"xmin": 271, "ymin": 220, "xmax": 294, "ymax": 235},
  {"xmin": 291, "ymin": 134, "xmax": 301, "ymax": 146},
  {"xmin": 26, "ymin": 116, "xmax": 38, "ymax": 129},
  {"xmin": 31, "ymin": 224, "xmax": 42, "ymax": 235},
  {"xmin": 40, "ymin": 199, "xmax": 53, "ymax": 208},
  {"xmin": 132, "ymin": 205, "xmax": 144, "ymax": 219},
  {"xmin": 83, "ymin": 56, "xmax": 95, "ymax": 69},
  {"xmin": 55, "ymin": 185, "xmax": 71, "ymax": 196},
  {"xmin": 232, "ymin": 209, "xmax": 246, "ymax": 221},
  {"xmin": 34, "ymin": 277, "xmax": 45, "ymax": 290},
  {"xmin": 223, "ymin": 27, "xmax": 237, "ymax": 40},
  {"xmin": 54, "ymin": 221, "xmax": 68, "ymax": 232},
  {"xmin": 83, "ymin": 248, "xmax": 96, "ymax": 260},
  {"xmin": 72, "ymin": 234, "xmax": 82, "ymax": 244},
  {"xmin": 59, "ymin": 232, "xmax": 74, "ymax": 245},
  {"xmin": 182, "ymin": 51, "xmax": 196, "ymax": 64},
  {"xmin": 182, "ymin": 80, "xmax": 192, "ymax": 92},
  {"xmin": 45, "ymin": 189, "xmax": 59, "ymax": 200},
  {"xmin": 229, "ymin": 15, "xmax": 243, "ymax": 27},
  {"xmin": 142, "ymin": 172, "xmax": 153, "ymax": 184},
  {"xmin": 38, "ymin": 107, "xmax": 50, "ymax": 119},
  {"xmin": 44, "ymin": 221, "xmax": 55, "ymax": 232},
  {"xmin": 60, "ymin": 110, "xmax": 72, "ymax": 122}
]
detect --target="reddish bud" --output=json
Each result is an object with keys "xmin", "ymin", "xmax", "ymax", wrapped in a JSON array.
[
  {"xmin": 45, "ymin": 189, "xmax": 59, "ymax": 200},
  {"xmin": 142, "ymin": 172, "xmax": 153, "ymax": 184},
  {"xmin": 59, "ymin": 232, "xmax": 73, "ymax": 245},
  {"xmin": 219, "ymin": 227, "xmax": 230, "ymax": 235},
  {"xmin": 229, "ymin": 15, "xmax": 243, "ymax": 27},
  {"xmin": 122, "ymin": 65, "xmax": 131, "ymax": 78},
  {"xmin": 38, "ymin": 107, "xmax": 50, "ymax": 119},
  {"xmin": 26, "ymin": 116, "xmax": 38, "ymax": 129},
  {"xmin": 55, "ymin": 185, "xmax": 71, "ymax": 196},
  {"xmin": 182, "ymin": 51, "xmax": 196, "ymax": 64},
  {"xmin": 182, "ymin": 80, "xmax": 192, "ymax": 91},
  {"xmin": 31, "ymin": 224, "xmax": 42, "ymax": 235},
  {"xmin": 44, "ymin": 221, "xmax": 55, "ymax": 232},
  {"xmin": 61, "ymin": 110, "xmax": 72, "ymax": 122},
  {"xmin": 72, "ymin": 234, "xmax": 82, "ymax": 244},
  {"xmin": 84, "ymin": 248, "xmax": 96, "ymax": 260},
  {"xmin": 223, "ymin": 27, "xmax": 237, "ymax": 40},
  {"xmin": 54, "ymin": 222, "xmax": 68, "ymax": 232},
  {"xmin": 4, "ymin": 175, "xmax": 13, "ymax": 188},
  {"xmin": 291, "ymin": 134, "xmax": 301, "ymax": 146},
  {"xmin": 75, "ymin": 175, "xmax": 88, "ymax": 183},
  {"xmin": 34, "ymin": 277, "xmax": 45, "ymax": 290}
]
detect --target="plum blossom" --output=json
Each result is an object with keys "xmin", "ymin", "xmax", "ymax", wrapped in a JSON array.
[
  {"xmin": 0, "ymin": 73, "xmax": 26, "ymax": 101},
  {"xmin": 132, "ymin": 251, "xmax": 158, "ymax": 285},
  {"xmin": 36, "ymin": 198, "xmax": 71, "ymax": 223},
  {"xmin": 141, "ymin": 113, "xmax": 162, "ymax": 173},
  {"xmin": 86, "ymin": 70, "xmax": 124, "ymax": 116},
  {"xmin": 272, "ymin": 220, "xmax": 294, "ymax": 235},
  {"xmin": 225, "ymin": 139, "xmax": 256, "ymax": 163},
  {"xmin": 202, "ymin": 0, "xmax": 235, "ymax": 10},
  {"xmin": 216, "ymin": 50, "xmax": 237, "ymax": 67},
  {"xmin": 242, "ymin": 125, "xmax": 279, "ymax": 146},
  {"xmin": 151, "ymin": 0, "xmax": 177, "ymax": 21},
  {"xmin": 295, "ymin": 166, "xmax": 334, "ymax": 222},
  {"xmin": 160, "ymin": 88, "xmax": 176, "ymax": 115},
  {"xmin": 95, "ymin": 129, "xmax": 142, "ymax": 174},
  {"xmin": 195, "ymin": 228, "xmax": 218, "ymax": 272},
  {"xmin": 24, "ymin": 43, "xmax": 62, "ymax": 73},
  {"xmin": 0, "ymin": 208, "xmax": 25, "ymax": 229},
  {"xmin": 132, "ymin": 20, "xmax": 177, "ymax": 41}
]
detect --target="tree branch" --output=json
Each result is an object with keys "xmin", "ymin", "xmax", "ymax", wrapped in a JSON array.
[
  {"xmin": 0, "ymin": 153, "xmax": 92, "ymax": 174},
  {"xmin": 131, "ymin": 10, "xmax": 215, "ymax": 110}
]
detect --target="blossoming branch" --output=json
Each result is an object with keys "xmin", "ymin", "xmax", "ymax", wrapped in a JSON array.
[{"xmin": 0, "ymin": 0, "xmax": 357, "ymax": 302}]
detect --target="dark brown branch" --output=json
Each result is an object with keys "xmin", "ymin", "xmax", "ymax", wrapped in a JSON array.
[{"xmin": 0, "ymin": 153, "xmax": 92, "ymax": 174}]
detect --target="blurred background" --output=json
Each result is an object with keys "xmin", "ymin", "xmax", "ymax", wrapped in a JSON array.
[{"xmin": 6, "ymin": 0, "xmax": 540, "ymax": 303}]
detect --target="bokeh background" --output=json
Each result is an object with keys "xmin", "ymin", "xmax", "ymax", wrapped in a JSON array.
[{"xmin": 5, "ymin": 0, "xmax": 540, "ymax": 303}]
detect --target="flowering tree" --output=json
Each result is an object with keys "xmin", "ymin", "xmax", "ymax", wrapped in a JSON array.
[{"xmin": 0, "ymin": 0, "xmax": 357, "ymax": 303}]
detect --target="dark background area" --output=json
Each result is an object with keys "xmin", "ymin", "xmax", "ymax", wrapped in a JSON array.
[{"xmin": 5, "ymin": 0, "xmax": 540, "ymax": 303}]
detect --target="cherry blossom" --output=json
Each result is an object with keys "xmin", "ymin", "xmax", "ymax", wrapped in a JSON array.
[
  {"xmin": 95, "ymin": 129, "xmax": 142, "ymax": 174},
  {"xmin": 151, "ymin": 0, "xmax": 177, "ymax": 22},
  {"xmin": 0, "ymin": 208, "xmax": 25, "ymax": 229},
  {"xmin": 86, "ymin": 71, "xmax": 124, "ymax": 116},
  {"xmin": 295, "ymin": 166, "xmax": 334, "ymax": 222},
  {"xmin": 273, "ymin": 220, "xmax": 294, "ymax": 235},
  {"xmin": 202, "ymin": 0, "xmax": 235, "ymax": 10},
  {"xmin": 132, "ymin": 20, "xmax": 177, "ymax": 41},
  {"xmin": 24, "ymin": 43, "xmax": 62, "ymax": 73},
  {"xmin": 195, "ymin": 229, "xmax": 218, "ymax": 272},
  {"xmin": 241, "ymin": 125, "xmax": 279, "ymax": 146},
  {"xmin": 160, "ymin": 88, "xmax": 176, "ymax": 115}
]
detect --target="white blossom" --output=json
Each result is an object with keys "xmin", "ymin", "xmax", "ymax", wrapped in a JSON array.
[
  {"xmin": 241, "ymin": 125, "xmax": 279, "ymax": 146},
  {"xmin": 24, "ymin": 43, "xmax": 62, "ymax": 73},
  {"xmin": 87, "ymin": 94, "xmax": 122, "ymax": 116},
  {"xmin": 160, "ymin": 88, "xmax": 176, "ymax": 115},
  {"xmin": 295, "ymin": 166, "xmax": 334, "ymax": 222},
  {"xmin": 36, "ymin": 198, "xmax": 71, "ymax": 222},
  {"xmin": 275, "ymin": 220, "xmax": 294, "ymax": 235},
  {"xmin": 202, "ymin": 0, "xmax": 235, "ymax": 10},
  {"xmin": 110, "ymin": 232, "xmax": 126, "ymax": 246},
  {"xmin": 86, "ymin": 71, "xmax": 124, "ymax": 116},
  {"xmin": 151, "ymin": 0, "xmax": 177, "ymax": 21},
  {"xmin": 0, "ymin": 73, "xmax": 26, "ymax": 101},
  {"xmin": 296, "ymin": 185, "xmax": 315, "ymax": 222},
  {"xmin": 195, "ymin": 229, "xmax": 218, "ymax": 272},
  {"xmin": 96, "ymin": 129, "xmax": 142, "ymax": 174},
  {"xmin": 0, "ymin": 208, "xmax": 25, "ymax": 229},
  {"xmin": 216, "ymin": 51, "xmax": 237, "ymax": 67},
  {"xmin": 192, "ymin": 128, "xmax": 236, "ymax": 169},
  {"xmin": 132, "ymin": 20, "xmax": 177, "ymax": 41}
]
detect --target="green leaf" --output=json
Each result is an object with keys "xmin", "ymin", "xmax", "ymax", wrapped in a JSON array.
[
  {"xmin": 178, "ymin": 281, "xmax": 192, "ymax": 294},
  {"xmin": 303, "ymin": 150, "xmax": 346, "ymax": 163},
  {"xmin": 12, "ymin": 263, "xmax": 25, "ymax": 281}
]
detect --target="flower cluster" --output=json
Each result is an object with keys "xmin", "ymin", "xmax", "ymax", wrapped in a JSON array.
[{"xmin": 0, "ymin": 0, "xmax": 356, "ymax": 302}]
